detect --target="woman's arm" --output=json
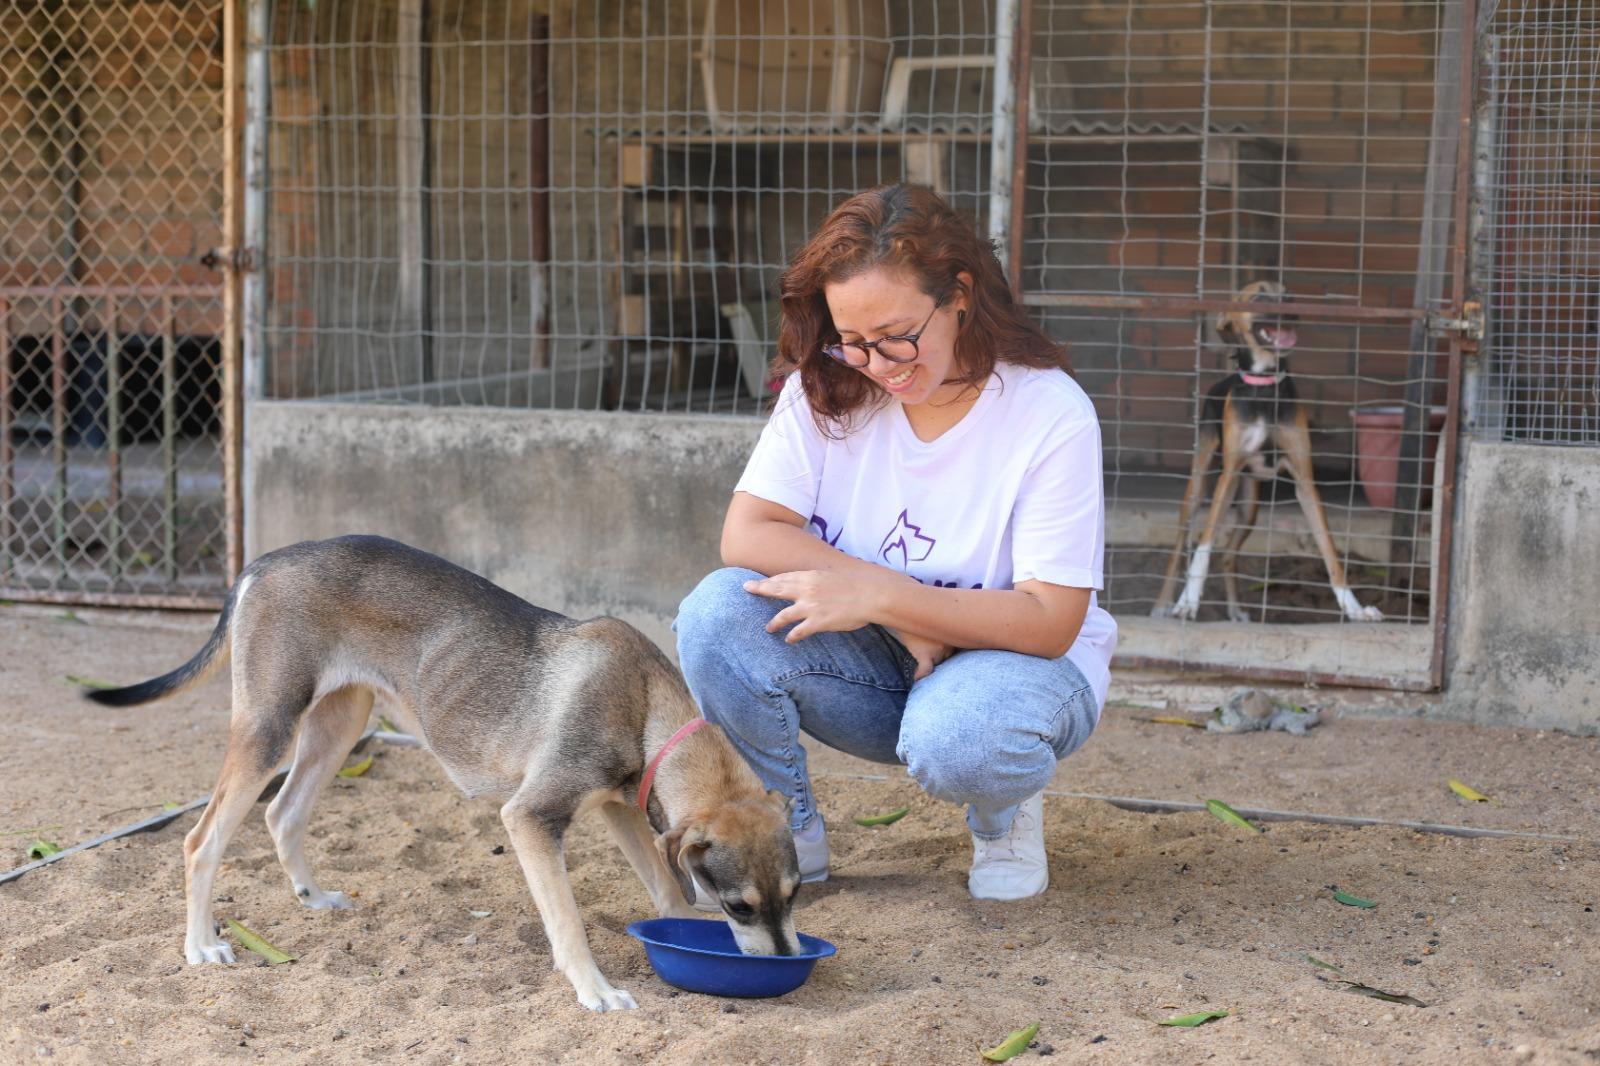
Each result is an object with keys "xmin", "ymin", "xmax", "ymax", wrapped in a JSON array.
[
  {"xmin": 720, "ymin": 491, "xmax": 888, "ymax": 580},
  {"xmin": 747, "ymin": 567, "xmax": 1088, "ymax": 660},
  {"xmin": 723, "ymin": 492, "xmax": 1090, "ymax": 661},
  {"xmin": 870, "ymin": 577, "xmax": 1087, "ymax": 659}
]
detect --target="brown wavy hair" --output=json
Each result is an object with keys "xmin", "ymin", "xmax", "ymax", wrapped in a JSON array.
[{"xmin": 775, "ymin": 183, "xmax": 1070, "ymax": 436}]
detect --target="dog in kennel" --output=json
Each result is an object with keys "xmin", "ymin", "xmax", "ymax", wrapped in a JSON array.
[{"xmin": 1150, "ymin": 281, "xmax": 1384, "ymax": 624}]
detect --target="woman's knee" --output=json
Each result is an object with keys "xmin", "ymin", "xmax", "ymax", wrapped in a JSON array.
[
  {"xmin": 897, "ymin": 718, "xmax": 1054, "ymax": 806},
  {"xmin": 675, "ymin": 567, "xmax": 764, "ymax": 647}
]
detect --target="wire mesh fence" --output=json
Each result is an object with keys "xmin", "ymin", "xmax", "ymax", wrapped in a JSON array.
[
  {"xmin": 0, "ymin": 1, "xmax": 230, "ymax": 606},
  {"xmin": 252, "ymin": 0, "xmax": 1472, "ymax": 685},
  {"xmin": 1477, "ymin": 0, "xmax": 1600, "ymax": 446},
  {"xmin": 258, "ymin": 0, "xmax": 1005, "ymax": 411}
]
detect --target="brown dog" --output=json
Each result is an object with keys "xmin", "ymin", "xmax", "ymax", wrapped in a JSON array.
[
  {"xmin": 84, "ymin": 535, "xmax": 803, "ymax": 1011},
  {"xmin": 1152, "ymin": 281, "xmax": 1383, "ymax": 623}
]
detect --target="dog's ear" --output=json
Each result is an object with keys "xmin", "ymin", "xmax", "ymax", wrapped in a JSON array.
[
  {"xmin": 764, "ymin": 789, "xmax": 794, "ymax": 820},
  {"xmin": 657, "ymin": 824, "xmax": 710, "ymax": 904}
]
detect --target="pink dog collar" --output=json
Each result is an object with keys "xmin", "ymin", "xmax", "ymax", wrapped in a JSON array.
[
  {"xmin": 637, "ymin": 718, "xmax": 709, "ymax": 813},
  {"xmin": 1240, "ymin": 371, "xmax": 1283, "ymax": 387}
]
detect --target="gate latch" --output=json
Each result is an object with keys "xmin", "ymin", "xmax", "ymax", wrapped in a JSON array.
[
  {"xmin": 199, "ymin": 246, "xmax": 260, "ymax": 274},
  {"xmin": 1426, "ymin": 300, "xmax": 1484, "ymax": 342}
]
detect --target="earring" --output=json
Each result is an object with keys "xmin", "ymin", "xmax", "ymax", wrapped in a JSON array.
[{"xmin": 957, "ymin": 310, "xmax": 966, "ymax": 327}]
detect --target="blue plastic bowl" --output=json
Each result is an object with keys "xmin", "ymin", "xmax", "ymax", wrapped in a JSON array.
[{"xmin": 626, "ymin": 918, "xmax": 837, "ymax": 998}]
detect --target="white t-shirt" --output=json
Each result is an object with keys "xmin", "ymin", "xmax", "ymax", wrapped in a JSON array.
[{"xmin": 735, "ymin": 360, "xmax": 1118, "ymax": 714}]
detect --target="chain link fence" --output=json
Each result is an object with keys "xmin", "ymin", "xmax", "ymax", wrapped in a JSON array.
[{"xmin": 1, "ymin": 0, "xmax": 230, "ymax": 606}]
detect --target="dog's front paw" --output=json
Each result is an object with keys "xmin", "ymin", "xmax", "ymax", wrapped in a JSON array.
[
  {"xmin": 185, "ymin": 938, "xmax": 236, "ymax": 965},
  {"xmin": 1227, "ymin": 606, "xmax": 1252, "ymax": 623},
  {"xmin": 1169, "ymin": 596, "xmax": 1201, "ymax": 621},
  {"xmin": 297, "ymin": 887, "xmax": 356, "ymax": 910},
  {"xmin": 1148, "ymin": 602, "xmax": 1174, "ymax": 619},
  {"xmin": 575, "ymin": 982, "xmax": 638, "ymax": 1012},
  {"xmin": 1334, "ymin": 587, "xmax": 1384, "ymax": 622}
]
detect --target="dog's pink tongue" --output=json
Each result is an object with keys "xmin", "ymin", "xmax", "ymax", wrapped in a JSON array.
[{"xmin": 1271, "ymin": 327, "xmax": 1298, "ymax": 349}]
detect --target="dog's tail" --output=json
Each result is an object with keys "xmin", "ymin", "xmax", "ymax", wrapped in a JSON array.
[{"xmin": 83, "ymin": 575, "xmax": 244, "ymax": 708}]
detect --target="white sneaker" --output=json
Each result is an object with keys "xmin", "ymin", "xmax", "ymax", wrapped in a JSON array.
[
  {"xmin": 792, "ymin": 816, "xmax": 830, "ymax": 884},
  {"xmin": 690, "ymin": 817, "xmax": 829, "ymax": 912},
  {"xmin": 968, "ymin": 792, "xmax": 1049, "ymax": 901}
]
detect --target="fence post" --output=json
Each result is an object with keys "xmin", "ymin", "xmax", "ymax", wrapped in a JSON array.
[
  {"xmin": 1462, "ymin": 32, "xmax": 1500, "ymax": 440},
  {"xmin": 0, "ymin": 298, "xmax": 10, "ymax": 585},
  {"xmin": 988, "ymin": 0, "xmax": 1018, "ymax": 257},
  {"xmin": 1391, "ymin": 0, "xmax": 1466, "ymax": 585},
  {"xmin": 222, "ymin": 0, "xmax": 245, "ymax": 582},
  {"xmin": 242, "ymin": 0, "xmax": 269, "ymax": 563}
]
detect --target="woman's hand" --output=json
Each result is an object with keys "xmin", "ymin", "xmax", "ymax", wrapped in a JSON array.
[
  {"xmin": 744, "ymin": 570, "xmax": 884, "ymax": 642},
  {"xmin": 887, "ymin": 627, "xmax": 955, "ymax": 681},
  {"xmin": 744, "ymin": 570, "xmax": 955, "ymax": 680}
]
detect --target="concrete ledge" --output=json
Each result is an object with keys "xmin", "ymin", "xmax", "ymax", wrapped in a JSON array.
[
  {"xmin": 245, "ymin": 400, "xmax": 1461, "ymax": 703},
  {"xmin": 1115, "ymin": 615, "xmax": 1434, "ymax": 690}
]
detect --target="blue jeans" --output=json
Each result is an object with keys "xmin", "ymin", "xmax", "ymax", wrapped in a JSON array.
[{"xmin": 674, "ymin": 568, "xmax": 1100, "ymax": 840}]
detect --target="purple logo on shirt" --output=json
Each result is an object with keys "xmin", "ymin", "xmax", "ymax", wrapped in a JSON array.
[
  {"xmin": 808, "ymin": 514, "xmax": 843, "ymax": 547},
  {"xmin": 879, "ymin": 510, "xmax": 936, "ymax": 570},
  {"xmin": 813, "ymin": 508, "xmax": 979, "ymax": 587}
]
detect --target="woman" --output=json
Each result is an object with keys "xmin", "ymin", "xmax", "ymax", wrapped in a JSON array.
[{"xmin": 674, "ymin": 184, "xmax": 1116, "ymax": 902}]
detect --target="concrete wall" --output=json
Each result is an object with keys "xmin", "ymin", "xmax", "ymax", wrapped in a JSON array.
[
  {"xmin": 250, "ymin": 402, "xmax": 1600, "ymax": 732},
  {"xmin": 246, "ymin": 400, "xmax": 760, "ymax": 651},
  {"xmin": 1445, "ymin": 440, "xmax": 1600, "ymax": 734}
]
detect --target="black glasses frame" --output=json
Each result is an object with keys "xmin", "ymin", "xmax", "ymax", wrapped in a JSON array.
[{"xmin": 821, "ymin": 295, "xmax": 946, "ymax": 368}]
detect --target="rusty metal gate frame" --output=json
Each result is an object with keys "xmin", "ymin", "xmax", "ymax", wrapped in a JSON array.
[
  {"xmin": 1003, "ymin": 0, "xmax": 1477, "ymax": 691},
  {"xmin": 0, "ymin": 0, "xmax": 244, "ymax": 611}
]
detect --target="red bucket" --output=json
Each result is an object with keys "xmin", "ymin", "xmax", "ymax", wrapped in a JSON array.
[{"xmin": 1349, "ymin": 405, "xmax": 1448, "ymax": 510}]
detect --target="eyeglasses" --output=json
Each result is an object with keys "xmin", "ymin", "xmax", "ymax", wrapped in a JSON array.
[{"xmin": 821, "ymin": 296, "xmax": 945, "ymax": 368}]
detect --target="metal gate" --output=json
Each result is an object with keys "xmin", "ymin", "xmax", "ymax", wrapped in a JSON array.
[
  {"xmin": 996, "ymin": 0, "xmax": 1480, "ymax": 690},
  {"xmin": 0, "ymin": 0, "xmax": 240, "ymax": 609}
]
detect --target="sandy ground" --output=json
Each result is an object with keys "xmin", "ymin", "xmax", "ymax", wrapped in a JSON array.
[{"xmin": 1, "ymin": 603, "xmax": 1597, "ymax": 1065}]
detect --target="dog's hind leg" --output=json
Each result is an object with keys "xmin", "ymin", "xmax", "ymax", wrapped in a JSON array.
[
  {"xmin": 1152, "ymin": 432, "xmax": 1219, "ymax": 617},
  {"xmin": 502, "ymin": 789, "xmax": 638, "ymax": 1012},
  {"xmin": 264, "ymin": 685, "xmax": 373, "ymax": 910},
  {"xmin": 1220, "ymin": 474, "xmax": 1261, "ymax": 623},
  {"xmin": 183, "ymin": 684, "xmax": 310, "ymax": 964},
  {"xmin": 599, "ymin": 800, "xmax": 698, "ymax": 919}
]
